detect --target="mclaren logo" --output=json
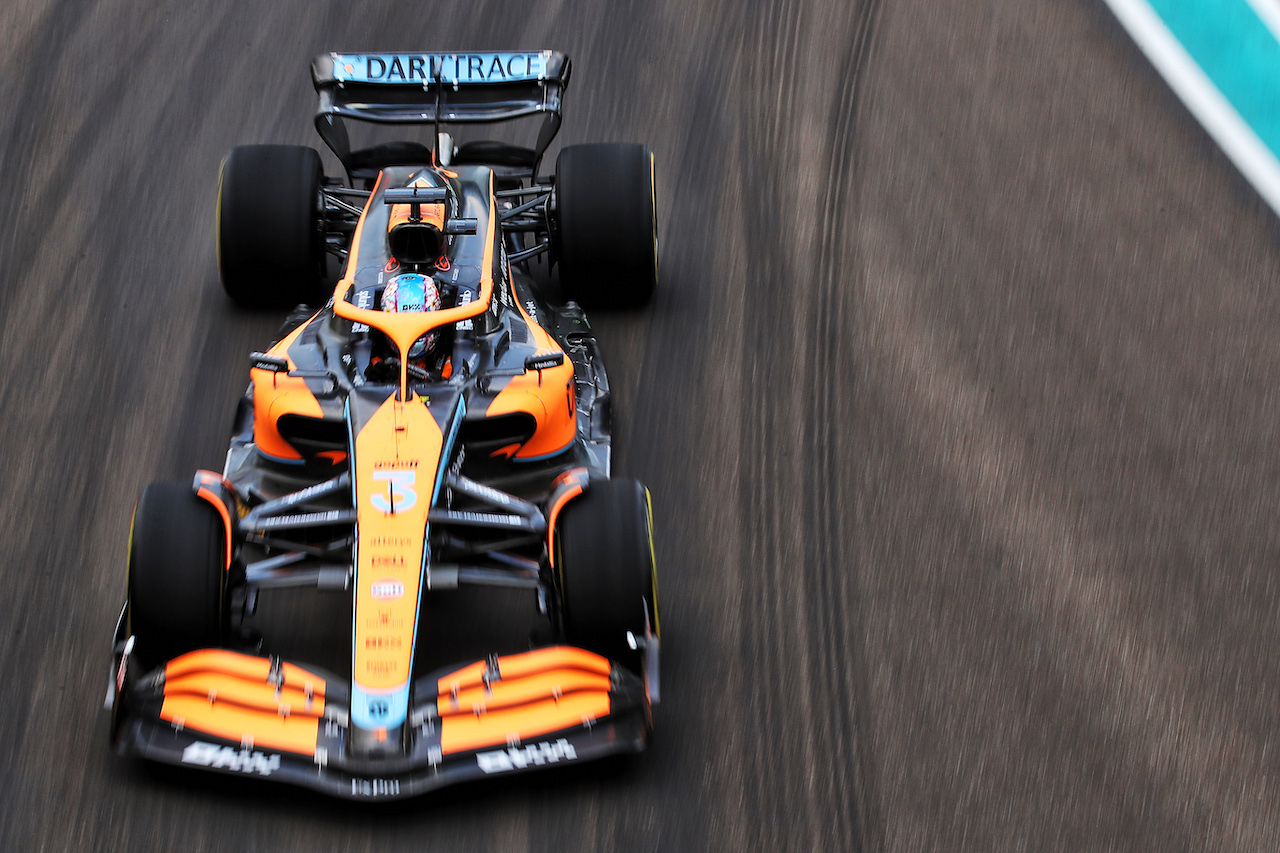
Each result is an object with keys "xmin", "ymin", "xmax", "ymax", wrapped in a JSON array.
[
  {"xmin": 475, "ymin": 739, "xmax": 577, "ymax": 774},
  {"xmin": 181, "ymin": 741, "xmax": 281, "ymax": 776}
]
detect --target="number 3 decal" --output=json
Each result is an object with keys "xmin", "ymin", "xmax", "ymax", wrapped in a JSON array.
[{"xmin": 371, "ymin": 470, "xmax": 417, "ymax": 512}]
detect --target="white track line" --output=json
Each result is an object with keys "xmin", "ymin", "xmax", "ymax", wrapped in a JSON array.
[
  {"xmin": 1103, "ymin": 0, "xmax": 1280, "ymax": 217},
  {"xmin": 1244, "ymin": 0, "xmax": 1280, "ymax": 46}
]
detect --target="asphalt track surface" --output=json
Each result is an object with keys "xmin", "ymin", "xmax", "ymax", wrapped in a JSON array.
[{"xmin": 4, "ymin": 0, "xmax": 1280, "ymax": 850}]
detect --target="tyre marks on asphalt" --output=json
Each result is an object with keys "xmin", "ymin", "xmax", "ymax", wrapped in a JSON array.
[
  {"xmin": 803, "ymin": 3, "xmax": 886, "ymax": 852},
  {"xmin": 732, "ymin": 1, "xmax": 883, "ymax": 850}
]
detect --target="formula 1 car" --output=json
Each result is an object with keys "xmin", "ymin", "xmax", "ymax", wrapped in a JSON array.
[{"xmin": 106, "ymin": 51, "xmax": 660, "ymax": 799}]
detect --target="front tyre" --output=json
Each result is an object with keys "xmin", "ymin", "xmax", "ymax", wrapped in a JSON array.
[
  {"xmin": 127, "ymin": 482, "xmax": 227, "ymax": 669},
  {"xmin": 555, "ymin": 144, "xmax": 658, "ymax": 309},
  {"xmin": 217, "ymin": 144, "xmax": 325, "ymax": 307},
  {"xmin": 555, "ymin": 478, "xmax": 658, "ymax": 672}
]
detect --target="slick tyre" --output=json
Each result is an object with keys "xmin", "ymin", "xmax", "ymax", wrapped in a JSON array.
[
  {"xmin": 555, "ymin": 144, "xmax": 658, "ymax": 309},
  {"xmin": 127, "ymin": 482, "xmax": 226, "ymax": 669},
  {"xmin": 556, "ymin": 478, "xmax": 658, "ymax": 672},
  {"xmin": 217, "ymin": 145, "xmax": 325, "ymax": 308}
]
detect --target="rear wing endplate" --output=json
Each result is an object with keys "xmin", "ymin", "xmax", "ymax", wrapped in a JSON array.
[{"xmin": 311, "ymin": 51, "xmax": 571, "ymax": 172}]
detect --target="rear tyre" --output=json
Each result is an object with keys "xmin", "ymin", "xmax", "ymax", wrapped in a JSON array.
[
  {"xmin": 556, "ymin": 478, "xmax": 658, "ymax": 672},
  {"xmin": 127, "ymin": 482, "xmax": 226, "ymax": 669},
  {"xmin": 217, "ymin": 145, "xmax": 325, "ymax": 308},
  {"xmin": 555, "ymin": 144, "xmax": 658, "ymax": 309}
]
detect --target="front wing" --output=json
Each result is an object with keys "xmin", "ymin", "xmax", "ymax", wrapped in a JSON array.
[{"xmin": 110, "ymin": 643, "xmax": 650, "ymax": 800}]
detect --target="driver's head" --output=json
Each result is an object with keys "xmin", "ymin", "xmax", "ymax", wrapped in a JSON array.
[{"xmin": 382, "ymin": 272, "xmax": 441, "ymax": 358}]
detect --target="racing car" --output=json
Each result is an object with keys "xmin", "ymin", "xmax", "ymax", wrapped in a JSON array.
[{"xmin": 106, "ymin": 51, "xmax": 661, "ymax": 799}]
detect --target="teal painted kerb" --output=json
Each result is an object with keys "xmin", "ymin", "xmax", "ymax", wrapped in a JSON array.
[{"xmin": 1147, "ymin": 0, "xmax": 1280, "ymax": 155}]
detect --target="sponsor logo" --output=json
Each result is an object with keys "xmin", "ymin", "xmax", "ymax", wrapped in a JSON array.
[
  {"xmin": 353, "ymin": 288, "xmax": 374, "ymax": 333},
  {"xmin": 367, "ymin": 536, "xmax": 414, "ymax": 548},
  {"xmin": 367, "ymin": 698, "xmax": 390, "ymax": 719},
  {"xmin": 370, "ymin": 578, "xmax": 405, "ymax": 600},
  {"xmin": 364, "ymin": 635, "xmax": 403, "ymax": 650},
  {"xmin": 498, "ymin": 244, "xmax": 510, "ymax": 296},
  {"xmin": 365, "ymin": 660, "xmax": 398, "ymax": 676},
  {"xmin": 335, "ymin": 53, "xmax": 547, "ymax": 85},
  {"xmin": 366, "ymin": 610, "xmax": 404, "ymax": 629},
  {"xmin": 449, "ymin": 510, "xmax": 525, "ymax": 528},
  {"xmin": 351, "ymin": 777, "xmax": 401, "ymax": 797},
  {"xmin": 456, "ymin": 288, "xmax": 474, "ymax": 331},
  {"xmin": 525, "ymin": 352, "xmax": 564, "ymax": 371},
  {"xmin": 374, "ymin": 459, "xmax": 419, "ymax": 468},
  {"xmin": 476, "ymin": 739, "xmax": 578, "ymax": 774},
  {"xmin": 181, "ymin": 741, "xmax": 281, "ymax": 776}
]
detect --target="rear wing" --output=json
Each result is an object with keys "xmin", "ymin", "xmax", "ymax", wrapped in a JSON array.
[{"xmin": 311, "ymin": 51, "xmax": 571, "ymax": 172}]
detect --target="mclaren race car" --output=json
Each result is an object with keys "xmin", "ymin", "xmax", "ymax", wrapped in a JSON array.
[{"xmin": 106, "ymin": 51, "xmax": 661, "ymax": 800}]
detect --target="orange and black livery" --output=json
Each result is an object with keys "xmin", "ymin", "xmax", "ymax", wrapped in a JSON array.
[{"xmin": 107, "ymin": 50, "xmax": 662, "ymax": 800}]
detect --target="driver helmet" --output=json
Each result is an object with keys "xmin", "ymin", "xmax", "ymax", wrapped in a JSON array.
[{"xmin": 382, "ymin": 272, "xmax": 441, "ymax": 358}]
